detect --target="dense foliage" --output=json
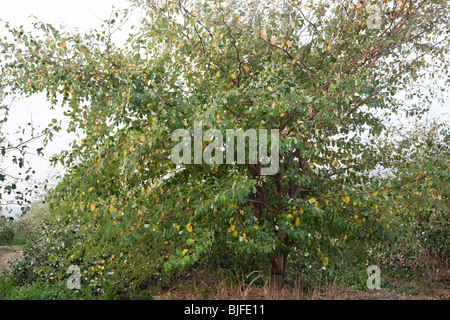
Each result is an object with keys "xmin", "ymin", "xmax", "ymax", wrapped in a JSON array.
[{"xmin": 0, "ymin": 0, "xmax": 448, "ymax": 297}]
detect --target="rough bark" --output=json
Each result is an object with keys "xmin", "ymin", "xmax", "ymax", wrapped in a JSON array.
[
  {"xmin": 270, "ymin": 232, "xmax": 290, "ymax": 292},
  {"xmin": 270, "ymin": 255, "xmax": 285, "ymax": 292}
]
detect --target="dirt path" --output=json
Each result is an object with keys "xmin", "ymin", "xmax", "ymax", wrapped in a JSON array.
[
  {"xmin": 0, "ymin": 246, "xmax": 22, "ymax": 274},
  {"xmin": 316, "ymin": 287, "xmax": 450, "ymax": 300}
]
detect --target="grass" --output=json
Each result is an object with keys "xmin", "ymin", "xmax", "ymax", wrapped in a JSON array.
[
  {"xmin": 152, "ymin": 272, "xmax": 449, "ymax": 300},
  {"xmin": 141, "ymin": 268, "xmax": 449, "ymax": 300},
  {"xmin": 0, "ymin": 277, "xmax": 95, "ymax": 300}
]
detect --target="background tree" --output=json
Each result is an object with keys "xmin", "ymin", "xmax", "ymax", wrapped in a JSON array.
[
  {"xmin": 0, "ymin": 0, "xmax": 448, "ymax": 293},
  {"xmin": 0, "ymin": 96, "xmax": 52, "ymax": 215}
]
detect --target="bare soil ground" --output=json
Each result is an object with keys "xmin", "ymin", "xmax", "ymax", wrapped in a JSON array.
[
  {"xmin": 0, "ymin": 246, "xmax": 22, "ymax": 275},
  {"xmin": 155, "ymin": 284, "xmax": 449, "ymax": 300},
  {"xmin": 311, "ymin": 287, "xmax": 449, "ymax": 300}
]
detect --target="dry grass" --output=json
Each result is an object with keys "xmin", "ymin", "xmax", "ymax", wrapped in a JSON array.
[
  {"xmin": 153, "ymin": 270, "xmax": 449, "ymax": 300},
  {"xmin": 155, "ymin": 271, "xmax": 302, "ymax": 300}
]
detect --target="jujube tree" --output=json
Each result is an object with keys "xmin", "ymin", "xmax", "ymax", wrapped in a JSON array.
[{"xmin": 0, "ymin": 0, "xmax": 448, "ymax": 292}]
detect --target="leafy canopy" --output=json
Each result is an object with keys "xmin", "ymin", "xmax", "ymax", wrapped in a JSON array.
[{"xmin": 0, "ymin": 0, "xmax": 448, "ymax": 287}]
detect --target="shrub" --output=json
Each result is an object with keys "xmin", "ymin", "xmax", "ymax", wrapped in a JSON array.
[{"xmin": 0, "ymin": 218, "xmax": 15, "ymax": 246}]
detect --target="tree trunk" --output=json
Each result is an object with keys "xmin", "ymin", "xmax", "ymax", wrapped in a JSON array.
[
  {"xmin": 270, "ymin": 233, "xmax": 290, "ymax": 293},
  {"xmin": 270, "ymin": 255, "xmax": 285, "ymax": 292}
]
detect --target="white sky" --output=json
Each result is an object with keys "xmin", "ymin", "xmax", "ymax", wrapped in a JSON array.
[{"xmin": 1, "ymin": 0, "xmax": 133, "ymax": 31}]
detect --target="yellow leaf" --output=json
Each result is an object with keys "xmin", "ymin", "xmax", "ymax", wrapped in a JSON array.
[
  {"xmin": 140, "ymin": 135, "xmax": 145, "ymax": 142},
  {"xmin": 309, "ymin": 198, "xmax": 316, "ymax": 204},
  {"xmin": 373, "ymin": 190, "xmax": 378, "ymax": 196},
  {"xmin": 342, "ymin": 196, "xmax": 350, "ymax": 204},
  {"xmin": 295, "ymin": 217, "xmax": 301, "ymax": 226},
  {"xmin": 60, "ymin": 43, "xmax": 66, "ymax": 49},
  {"xmin": 109, "ymin": 205, "xmax": 114, "ymax": 213},
  {"xmin": 90, "ymin": 203, "xmax": 96, "ymax": 212},
  {"xmin": 186, "ymin": 223, "xmax": 193, "ymax": 232},
  {"xmin": 260, "ymin": 29, "xmax": 267, "ymax": 40},
  {"xmin": 244, "ymin": 66, "xmax": 250, "ymax": 73},
  {"xmin": 216, "ymin": 71, "xmax": 220, "ymax": 77},
  {"xmin": 182, "ymin": 249, "xmax": 188, "ymax": 255},
  {"xmin": 232, "ymin": 229, "xmax": 238, "ymax": 237},
  {"xmin": 280, "ymin": 112, "xmax": 285, "ymax": 117},
  {"xmin": 228, "ymin": 225, "xmax": 236, "ymax": 232},
  {"xmin": 327, "ymin": 39, "xmax": 333, "ymax": 51},
  {"xmin": 270, "ymin": 37, "xmax": 276, "ymax": 45},
  {"xmin": 299, "ymin": 208, "xmax": 304, "ymax": 214},
  {"xmin": 286, "ymin": 214, "xmax": 293, "ymax": 219},
  {"xmin": 286, "ymin": 40, "xmax": 292, "ymax": 47},
  {"xmin": 323, "ymin": 257, "xmax": 329, "ymax": 266},
  {"xmin": 268, "ymin": 86, "xmax": 273, "ymax": 92}
]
